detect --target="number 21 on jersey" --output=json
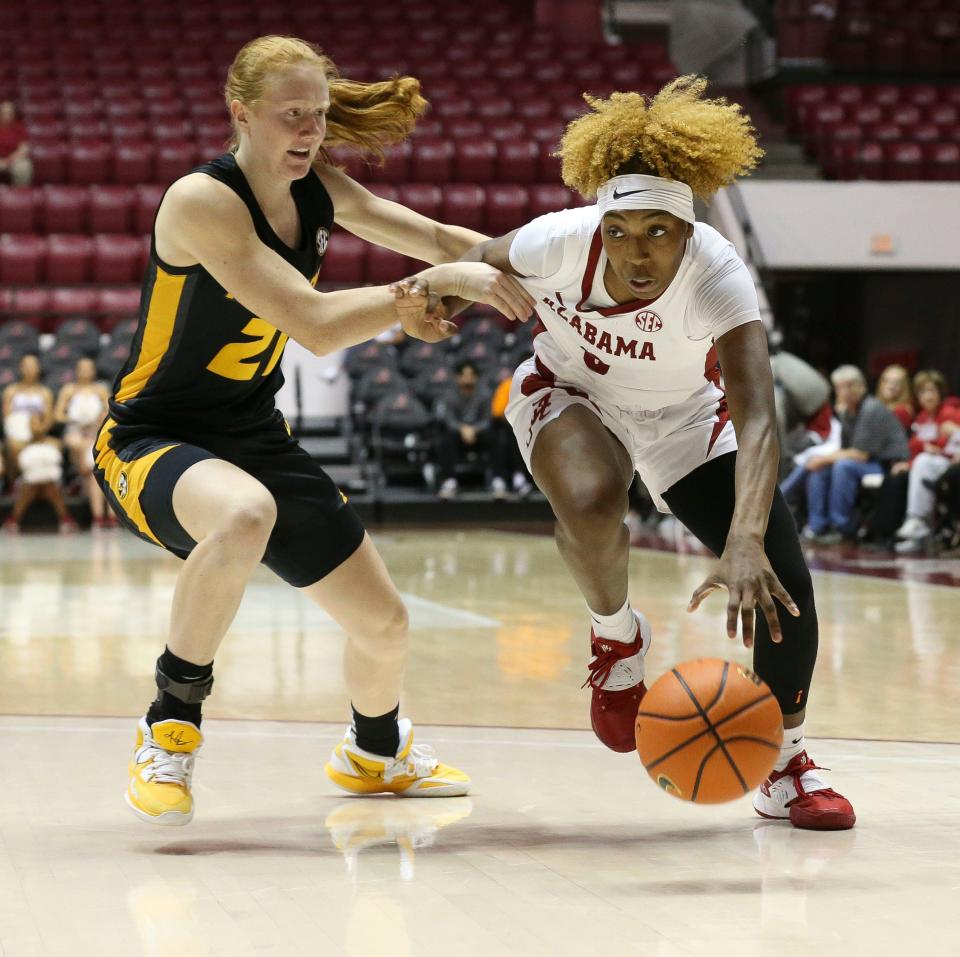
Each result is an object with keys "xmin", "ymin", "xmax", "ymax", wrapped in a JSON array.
[{"xmin": 207, "ymin": 317, "xmax": 288, "ymax": 381}]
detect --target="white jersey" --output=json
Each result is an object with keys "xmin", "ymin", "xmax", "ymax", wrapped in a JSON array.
[{"xmin": 508, "ymin": 206, "xmax": 762, "ymax": 412}]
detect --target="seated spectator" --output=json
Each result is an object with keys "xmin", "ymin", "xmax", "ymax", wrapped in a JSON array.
[
  {"xmin": 434, "ymin": 361, "xmax": 492, "ymax": 500},
  {"xmin": 489, "ymin": 372, "xmax": 532, "ymax": 499},
  {"xmin": 874, "ymin": 363, "xmax": 914, "ymax": 432},
  {"xmin": 779, "ymin": 401, "xmax": 841, "ymax": 507},
  {"xmin": 54, "ymin": 358, "xmax": 114, "ymax": 528},
  {"xmin": 894, "ymin": 371, "xmax": 960, "ymax": 552},
  {"xmin": 3, "ymin": 354, "xmax": 53, "ymax": 485},
  {"xmin": 0, "ymin": 101, "xmax": 32, "ymax": 186},
  {"xmin": 802, "ymin": 364, "xmax": 909, "ymax": 543},
  {"xmin": 2, "ymin": 414, "xmax": 77, "ymax": 534}
]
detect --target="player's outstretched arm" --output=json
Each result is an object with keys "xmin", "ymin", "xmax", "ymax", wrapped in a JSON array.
[
  {"xmin": 687, "ymin": 321, "xmax": 799, "ymax": 647},
  {"xmin": 160, "ymin": 176, "xmax": 531, "ymax": 355}
]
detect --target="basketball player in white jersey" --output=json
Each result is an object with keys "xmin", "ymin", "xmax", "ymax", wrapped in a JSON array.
[{"xmin": 461, "ymin": 77, "xmax": 854, "ymax": 829}]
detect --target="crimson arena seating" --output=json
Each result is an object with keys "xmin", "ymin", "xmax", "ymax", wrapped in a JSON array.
[
  {"xmin": 786, "ymin": 84, "xmax": 960, "ymax": 180},
  {"xmin": 777, "ymin": 0, "xmax": 960, "ymax": 73},
  {"xmin": 0, "ymin": 0, "xmax": 677, "ymax": 359}
]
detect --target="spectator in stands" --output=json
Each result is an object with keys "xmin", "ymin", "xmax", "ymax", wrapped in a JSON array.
[
  {"xmin": 54, "ymin": 357, "xmax": 114, "ymax": 528},
  {"xmin": 435, "ymin": 360, "xmax": 492, "ymax": 500},
  {"xmin": 0, "ymin": 101, "xmax": 32, "ymax": 186},
  {"xmin": 893, "ymin": 371, "xmax": 960, "ymax": 552},
  {"xmin": 802, "ymin": 364, "xmax": 909, "ymax": 543},
  {"xmin": 2, "ymin": 353, "xmax": 53, "ymax": 485},
  {"xmin": 490, "ymin": 371, "xmax": 532, "ymax": 499},
  {"xmin": 874, "ymin": 363, "xmax": 914, "ymax": 432},
  {"xmin": 1, "ymin": 414, "xmax": 77, "ymax": 534}
]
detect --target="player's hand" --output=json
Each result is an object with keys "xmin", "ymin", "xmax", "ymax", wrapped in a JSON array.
[
  {"xmin": 890, "ymin": 460, "xmax": 910, "ymax": 476},
  {"xmin": 686, "ymin": 535, "xmax": 799, "ymax": 649},
  {"xmin": 388, "ymin": 277, "xmax": 457, "ymax": 343},
  {"xmin": 805, "ymin": 455, "xmax": 831, "ymax": 472},
  {"xmin": 433, "ymin": 262, "xmax": 535, "ymax": 323}
]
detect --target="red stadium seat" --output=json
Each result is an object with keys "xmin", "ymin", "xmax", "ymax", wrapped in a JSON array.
[
  {"xmin": 851, "ymin": 104, "xmax": 883, "ymax": 126},
  {"xmin": 820, "ymin": 123, "xmax": 863, "ymax": 178},
  {"xmin": 154, "ymin": 142, "xmax": 198, "ymax": 184},
  {"xmin": 46, "ymin": 235, "xmax": 93, "ymax": 283},
  {"xmin": 411, "ymin": 139, "xmax": 455, "ymax": 182},
  {"xmin": 442, "ymin": 184, "xmax": 487, "ymax": 232},
  {"xmin": 538, "ymin": 140, "xmax": 562, "ymax": 182},
  {"xmin": 30, "ymin": 142, "xmax": 67, "ymax": 184},
  {"xmin": 40, "ymin": 186, "xmax": 88, "ymax": 233},
  {"xmin": 485, "ymin": 185, "xmax": 529, "ymax": 235},
  {"xmin": 911, "ymin": 123, "xmax": 941, "ymax": 144},
  {"xmin": 152, "ymin": 120, "xmax": 194, "ymax": 143},
  {"xmin": 365, "ymin": 246, "xmax": 412, "ymax": 283},
  {"xmin": 67, "ymin": 142, "xmax": 111, "ymax": 186},
  {"xmin": 497, "ymin": 140, "xmax": 539, "ymax": 184},
  {"xmin": 89, "ymin": 186, "xmax": 134, "ymax": 234},
  {"xmin": 927, "ymin": 103, "xmax": 959, "ymax": 125},
  {"xmin": 49, "ymin": 288, "xmax": 98, "ymax": 318},
  {"xmin": 477, "ymin": 98, "xmax": 514, "ymax": 120},
  {"xmin": 8, "ymin": 287, "xmax": 52, "ymax": 328},
  {"xmin": 92, "ymin": 235, "xmax": 144, "ymax": 283},
  {"xmin": 0, "ymin": 235, "xmax": 47, "ymax": 284},
  {"xmin": 113, "ymin": 143, "xmax": 154, "ymax": 186},
  {"xmin": 487, "ymin": 120, "xmax": 526, "ymax": 143},
  {"xmin": 446, "ymin": 119, "xmax": 485, "ymax": 141},
  {"xmin": 454, "ymin": 140, "xmax": 497, "ymax": 183},
  {"xmin": 26, "ymin": 119, "xmax": 65, "ymax": 143},
  {"xmin": 320, "ymin": 232, "xmax": 366, "ymax": 284},
  {"xmin": 111, "ymin": 121, "xmax": 150, "ymax": 144},
  {"xmin": 96, "ymin": 287, "xmax": 142, "ymax": 322},
  {"xmin": 925, "ymin": 142, "xmax": 960, "ymax": 180},
  {"xmin": 0, "ymin": 188, "xmax": 39, "ymax": 232},
  {"xmin": 872, "ymin": 28, "xmax": 908, "ymax": 71},
  {"xmin": 368, "ymin": 142, "xmax": 412, "ymax": 184},
  {"xmin": 397, "ymin": 185, "xmax": 443, "ymax": 221},
  {"xmin": 889, "ymin": 104, "xmax": 922, "ymax": 126},
  {"xmin": 865, "ymin": 122, "xmax": 902, "ymax": 144},
  {"xmin": 528, "ymin": 184, "xmax": 576, "ymax": 219},
  {"xmin": 133, "ymin": 185, "xmax": 165, "ymax": 234},
  {"xmin": 885, "ymin": 142, "xmax": 924, "ymax": 180}
]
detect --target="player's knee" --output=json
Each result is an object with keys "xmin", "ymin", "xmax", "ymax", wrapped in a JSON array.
[
  {"xmin": 216, "ymin": 492, "xmax": 277, "ymax": 550},
  {"xmin": 554, "ymin": 472, "xmax": 627, "ymax": 538},
  {"xmin": 364, "ymin": 598, "xmax": 410, "ymax": 650},
  {"xmin": 831, "ymin": 457, "xmax": 859, "ymax": 476}
]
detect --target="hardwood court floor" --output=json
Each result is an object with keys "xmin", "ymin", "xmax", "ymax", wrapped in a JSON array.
[{"xmin": 0, "ymin": 529, "xmax": 958, "ymax": 956}]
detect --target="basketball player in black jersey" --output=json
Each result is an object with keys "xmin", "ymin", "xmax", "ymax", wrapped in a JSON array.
[{"xmin": 98, "ymin": 36, "xmax": 535, "ymax": 825}]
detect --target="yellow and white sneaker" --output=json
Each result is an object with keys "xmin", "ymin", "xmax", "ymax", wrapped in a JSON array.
[
  {"xmin": 325, "ymin": 718, "xmax": 470, "ymax": 797},
  {"xmin": 125, "ymin": 717, "xmax": 202, "ymax": 826}
]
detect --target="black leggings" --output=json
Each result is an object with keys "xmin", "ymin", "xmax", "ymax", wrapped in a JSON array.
[{"xmin": 662, "ymin": 452, "xmax": 818, "ymax": 718}]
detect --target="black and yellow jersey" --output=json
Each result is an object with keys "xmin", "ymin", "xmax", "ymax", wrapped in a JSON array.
[{"xmin": 107, "ymin": 152, "xmax": 333, "ymax": 435}]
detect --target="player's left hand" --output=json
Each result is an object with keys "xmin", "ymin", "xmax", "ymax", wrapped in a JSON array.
[
  {"xmin": 686, "ymin": 536, "xmax": 799, "ymax": 649},
  {"xmin": 389, "ymin": 277, "xmax": 458, "ymax": 343}
]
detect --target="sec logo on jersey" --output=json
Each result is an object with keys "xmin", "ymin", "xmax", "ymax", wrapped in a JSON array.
[
  {"xmin": 316, "ymin": 227, "xmax": 330, "ymax": 257},
  {"xmin": 634, "ymin": 310, "xmax": 662, "ymax": 333}
]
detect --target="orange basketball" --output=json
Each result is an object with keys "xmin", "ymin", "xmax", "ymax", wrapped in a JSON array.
[{"xmin": 635, "ymin": 658, "xmax": 783, "ymax": 804}]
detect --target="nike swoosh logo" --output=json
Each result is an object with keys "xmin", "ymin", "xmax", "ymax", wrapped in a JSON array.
[
  {"xmin": 791, "ymin": 738, "xmax": 802, "ymax": 745},
  {"xmin": 612, "ymin": 188, "xmax": 652, "ymax": 200}
]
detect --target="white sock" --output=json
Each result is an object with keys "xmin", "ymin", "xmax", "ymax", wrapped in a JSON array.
[
  {"xmin": 589, "ymin": 598, "xmax": 637, "ymax": 645},
  {"xmin": 776, "ymin": 722, "xmax": 807, "ymax": 771}
]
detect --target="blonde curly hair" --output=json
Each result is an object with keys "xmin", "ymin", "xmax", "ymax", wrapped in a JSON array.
[{"xmin": 555, "ymin": 75, "xmax": 763, "ymax": 199}]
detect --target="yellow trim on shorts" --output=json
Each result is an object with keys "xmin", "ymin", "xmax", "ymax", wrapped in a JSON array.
[
  {"xmin": 94, "ymin": 419, "xmax": 178, "ymax": 545},
  {"xmin": 114, "ymin": 268, "xmax": 186, "ymax": 403}
]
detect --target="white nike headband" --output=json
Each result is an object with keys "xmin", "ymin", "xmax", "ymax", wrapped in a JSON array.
[{"xmin": 596, "ymin": 174, "xmax": 696, "ymax": 224}]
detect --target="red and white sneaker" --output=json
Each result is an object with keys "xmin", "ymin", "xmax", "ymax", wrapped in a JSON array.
[
  {"xmin": 583, "ymin": 612, "xmax": 652, "ymax": 753},
  {"xmin": 753, "ymin": 750, "xmax": 856, "ymax": 830}
]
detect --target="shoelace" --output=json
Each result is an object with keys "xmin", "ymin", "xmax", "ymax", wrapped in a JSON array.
[
  {"xmin": 137, "ymin": 743, "xmax": 195, "ymax": 785},
  {"xmin": 388, "ymin": 743, "xmax": 439, "ymax": 782},
  {"xmin": 775, "ymin": 754, "xmax": 835, "ymax": 797},
  {"xmin": 582, "ymin": 644, "xmax": 637, "ymax": 690}
]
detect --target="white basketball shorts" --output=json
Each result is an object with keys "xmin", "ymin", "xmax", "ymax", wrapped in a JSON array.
[{"xmin": 505, "ymin": 355, "xmax": 738, "ymax": 513}]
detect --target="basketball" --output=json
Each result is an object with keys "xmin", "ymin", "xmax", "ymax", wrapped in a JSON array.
[{"xmin": 635, "ymin": 658, "xmax": 783, "ymax": 804}]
